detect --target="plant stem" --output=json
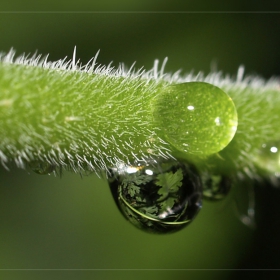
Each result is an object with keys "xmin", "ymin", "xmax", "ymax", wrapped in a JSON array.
[
  {"xmin": 0, "ymin": 50, "xmax": 280, "ymax": 178},
  {"xmin": 0, "ymin": 61, "xmax": 170, "ymax": 173}
]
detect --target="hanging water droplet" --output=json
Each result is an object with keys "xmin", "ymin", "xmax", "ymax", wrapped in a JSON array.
[
  {"xmin": 108, "ymin": 160, "xmax": 202, "ymax": 234},
  {"xmin": 29, "ymin": 161, "xmax": 55, "ymax": 175},
  {"xmin": 201, "ymin": 172, "xmax": 232, "ymax": 200},
  {"xmin": 253, "ymin": 141, "xmax": 280, "ymax": 175},
  {"xmin": 232, "ymin": 175, "xmax": 256, "ymax": 229}
]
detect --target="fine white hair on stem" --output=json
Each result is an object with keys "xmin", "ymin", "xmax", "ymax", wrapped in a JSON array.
[
  {"xmin": 1, "ymin": 48, "xmax": 279, "ymax": 90},
  {"xmin": 236, "ymin": 65, "xmax": 245, "ymax": 83},
  {"xmin": 0, "ymin": 48, "xmax": 280, "ymax": 177},
  {"xmin": 72, "ymin": 46, "xmax": 77, "ymax": 70}
]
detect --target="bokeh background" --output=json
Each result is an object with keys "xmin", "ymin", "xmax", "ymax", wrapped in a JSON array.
[{"xmin": 1, "ymin": 1, "xmax": 280, "ymax": 279}]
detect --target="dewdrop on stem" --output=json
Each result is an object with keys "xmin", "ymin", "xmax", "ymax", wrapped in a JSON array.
[{"xmin": 152, "ymin": 82, "xmax": 238, "ymax": 156}]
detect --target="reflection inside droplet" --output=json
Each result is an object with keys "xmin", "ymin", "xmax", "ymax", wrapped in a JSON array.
[
  {"xmin": 201, "ymin": 172, "xmax": 232, "ymax": 200},
  {"xmin": 108, "ymin": 160, "xmax": 202, "ymax": 234}
]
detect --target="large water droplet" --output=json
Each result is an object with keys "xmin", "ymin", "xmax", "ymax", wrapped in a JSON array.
[
  {"xmin": 201, "ymin": 172, "xmax": 232, "ymax": 200},
  {"xmin": 152, "ymin": 82, "xmax": 238, "ymax": 156},
  {"xmin": 254, "ymin": 141, "xmax": 280, "ymax": 175},
  {"xmin": 108, "ymin": 160, "xmax": 202, "ymax": 234},
  {"xmin": 29, "ymin": 161, "xmax": 55, "ymax": 175}
]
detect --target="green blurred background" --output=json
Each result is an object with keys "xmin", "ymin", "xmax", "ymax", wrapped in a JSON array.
[{"xmin": 1, "ymin": 1, "xmax": 280, "ymax": 279}]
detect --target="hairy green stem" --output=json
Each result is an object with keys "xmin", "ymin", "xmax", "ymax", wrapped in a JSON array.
[
  {"xmin": 0, "ymin": 50, "xmax": 280, "ymax": 179},
  {"xmin": 0, "ymin": 62, "xmax": 169, "ymax": 172}
]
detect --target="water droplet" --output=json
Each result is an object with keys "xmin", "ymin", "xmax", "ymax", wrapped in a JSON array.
[
  {"xmin": 152, "ymin": 82, "xmax": 238, "ymax": 156},
  {"xmin": 201, "ymin": 172, "xmax": 232, "ymax": 200},
  {"xmin": 29, "ymin": 161, "xmax": 55, "ymax": 175},
  {"xmin": 232, "ymin": 175, "xmax": 256, "ymax": 229},
  {"xmin": 254, "ymin": 141, "xmax": 280, "ymax": 174},
  {"xmin": 108, "ymin": 160, "xmax": 202, "ymax": 234}
]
